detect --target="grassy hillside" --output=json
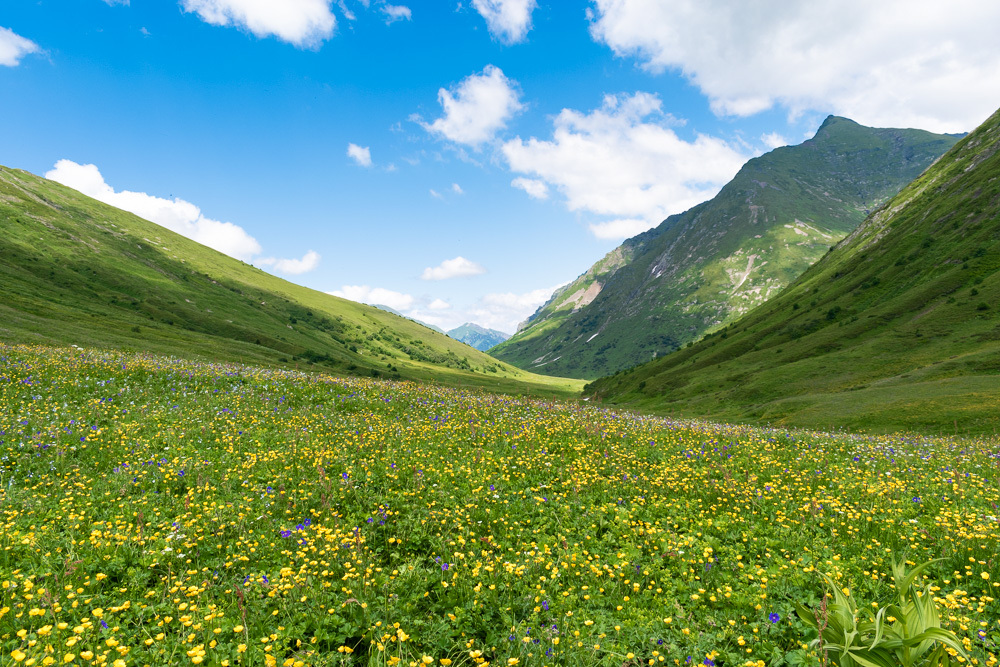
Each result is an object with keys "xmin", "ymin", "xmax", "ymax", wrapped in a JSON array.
[
  {"xmin": 493, "ymin": 117, "xmax": 961, "ymax": 379},
  {"xmin": 585, "ymin": 108, "xmax": 1000, "ymax": 435},
  {"xmin": 0, "ymin": 166, "xmax": 582, "ymax": 397}
]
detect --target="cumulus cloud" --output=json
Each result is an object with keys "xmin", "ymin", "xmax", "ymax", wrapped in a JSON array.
[
  {"xmin": 420, "ymin": 65, "xmax": 522, "ymax": 148},
  {"xmin": 46, "ymin": 160, "xmax": 316, "ymax": 273},
  {"xmin": 503, "ymin": 92, "xmax": 748, "ymax": 240},
  {"xmin": 465, "ymin": 285, "xmax": 559, "ymax": 333},
  {"xmin": 382, "ymin": 4, "xmax": 411, "ymax": 23},
  {"xmin": 256, "ymin": 250, "xmax": 321, "ymax": 275},
  {"xmin": 589, "ymin": 0, "xmax": 1000, "ymax": 133},
  {"xmin": 760, "ymin": 132, "xmax": 789, "ymax": 150},
  {"xmin": 451, "ymin": 183, "xmax": 464, "ymax": 195},
  {"xmin": 420, "ymin": 256, "xmax": 487, "ymax": 281},
  {"xmin": 346, "ymin": 143, "xmax": 372, "ymax": 167},
  {"xmin": 511, "ymin": 177, "xmax": 548, "ymax": 199},
  {"xmin": 329, "ymin": 285, "xmax": 414, "ymax": 312},
  {"xmin": 180, "ymin": 0, "xmax": 336, "ymax": 48},
  {"xmin": 0, "ymin": 26, "xmax": 40, "ymax": 67},
  {"xmin": 588, "ymin": 218, "xmax": 654, "ymax": 240},
  {"xmin": 428, "ymin": 298, "xmax": 451, "ymax": 310},
  {"xmin": 472, "ymin": 0, "xmax": 537, "ymax": 44}
]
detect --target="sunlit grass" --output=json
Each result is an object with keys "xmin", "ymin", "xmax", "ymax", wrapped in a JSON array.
[{"xmin": 1, "ymin": 343, "xmax": 997, "ymax": 666}]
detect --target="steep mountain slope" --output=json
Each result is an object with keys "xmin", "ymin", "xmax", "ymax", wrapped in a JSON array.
[
  {"xmin": 585, "ymin": 108, "xmax": 1000, "ymax": 435},
  {"xmin": 447, "ymin": 323, "xmax": 510, "ymax": 351},
  {"xmin": 0, "ymin": 166, "xmax": 582, "ymax": 396},
  {"xmin": 493, "ymin": 117, "xmax": 961, "ymax": 379}
]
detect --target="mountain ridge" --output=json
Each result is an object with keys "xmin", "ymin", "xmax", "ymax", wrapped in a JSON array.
[
  {"xmin": 584, "ymin": 107, "xmax": 1000, "ymax": 434},
  {"xmin": 448, "ymin": 323, "xmax": 510, "ymax": 351},
  {"xmin": 491, "ymin": 116, "xmax": 962, "ymax": 379}
]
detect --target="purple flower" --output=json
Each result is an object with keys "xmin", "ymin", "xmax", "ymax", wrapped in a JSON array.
[
  {"xmin": 704, "ymin": 660, "xmax": 715, "ymax": 667},
  {"xmin": 281, "ymin": 530, "xmax": 291, "ymax": 538},
  {"xmin": 769, "ymin": 612, "xmax": 781, "ymax": 623}
]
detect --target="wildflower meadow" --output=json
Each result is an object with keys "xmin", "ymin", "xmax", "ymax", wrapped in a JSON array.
[{"xmin": 1, "ymin": 344, "xmax": 997, "ymax": 666}]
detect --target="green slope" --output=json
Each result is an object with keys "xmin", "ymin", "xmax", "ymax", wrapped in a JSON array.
[
  {"xmin": 585, "ymin": 108, "xmax": 1000, "ymax": 435},
  {"xmin": 492, "ymin": 117, "xmax": 961, "ymax": 379},
  {"xmin": 0, "ymin": 166, "xmax": 583, "ymax": 396}
]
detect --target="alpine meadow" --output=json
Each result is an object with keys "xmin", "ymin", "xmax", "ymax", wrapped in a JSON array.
[{"xmin": 2, "ymin": 2, "xmax": 999, "ymax": 667}]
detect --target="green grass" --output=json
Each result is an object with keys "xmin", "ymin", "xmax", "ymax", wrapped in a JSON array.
[
  {"xmin": 494, "ymin": 117, "xmax": 961, "ymax": 379},
  {"xmin": 0, "ymin": 165, "xmax": 582, "ymax": 399},
  {"xmin": 586, "ymin": 108, "xmax": 1000, "ymax": 435},
  {"xmin": 1, "ymin": 343, "xmax": 997, "ymax": 666}
]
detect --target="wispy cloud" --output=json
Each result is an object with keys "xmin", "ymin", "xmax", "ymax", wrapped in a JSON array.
[
  {"xmin": 346, "ymin": 143, "xmax": 373, "ymax": 167},
  {"xmin": 382, "ymin": 4, "xmax": 412, "ymax": 24}
]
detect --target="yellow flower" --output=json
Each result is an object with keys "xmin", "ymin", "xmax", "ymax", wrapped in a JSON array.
[
  {"xmin": 440, "ymin": 660, "xmax": 453, "ymax": 666},
  {"xmin": 508, "ymin": 660, "xmax": 520, "ymax": 666},
  {"xmin": 233, "ymin": 625, "xmax": 244, "ymax": 633},
  {"xmin": 982, "ymin": 573, "xmax": 990, "ymax": 580},
  {"xmin": 64, "ymin": 655, "xmax": 76, "ymax": 664},
  {"xmin": 12, "ymin": 649, "xmax": 27, "ymax": 663},
  {"xmin": 422, "ymin": 657, "xmax": 434, "ymax": 665}
]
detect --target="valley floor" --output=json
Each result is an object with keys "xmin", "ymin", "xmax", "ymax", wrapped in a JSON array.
[{"xmin": 1, "ymin": 343, "xmax": 997, "ymax": 666}]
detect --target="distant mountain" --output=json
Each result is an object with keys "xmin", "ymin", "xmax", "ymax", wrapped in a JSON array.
[
  {"xmin": 585, "ymin": 108, "xmax": 1000, "ymax": 435},
  {"xmin": 0, "ymin": 166, "xmax": 583, "ymax": 397},
  {"xmin": 492, "ymin": 116, "xmax": 962, "ymax": 379},
  {"xmin": 447, "ymin": 323, "xmax": 510, "ymax": 351}
]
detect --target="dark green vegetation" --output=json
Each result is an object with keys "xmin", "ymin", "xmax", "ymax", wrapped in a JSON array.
[
  {"xmin": 493, "ymin": 117, "xmax": 962, "ymax": 379},
  {"xmin": 586, "ymin": 108, "xmax": 1000, "ymax": 436},
  {"xmin": 0, "ymin": 166, "xmax": 582, "ymax": 396},
  {"xmin": 447, "ymin": 322, "xmax": 510, "ymax": 351}
]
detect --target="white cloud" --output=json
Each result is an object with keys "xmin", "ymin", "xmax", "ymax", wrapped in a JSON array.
[
  {"xmin": 46, "ymin": 160, "xmax": 315, "ymax": 273},
  {"xmin": 471, "ymin": 0, "xmax": 537, "ymax": 44},
  {"xmin": 760, "ymin": 132, "xmax": 789, "ymax": 150},
  {"xmin": 329, "ymin": 285, "xmax": 414, "ymax": 312},
  {"xmin": 451, "ymin": 183, "xmax": 464, "ymax": 195},
  {"xmin": 0, "ymin": 26, "xmax": 40, "ymax": 67},
  {"xmin": 511, "ymin": 177, "xmax": 548, "ymax": 199},
  {"xmin": 503, "ymin": 92, "xmax": 748, "ymax": 240},
  {"xmin": 428, "ymin": 298, "xmax": 451, "ymax": 310},
  {"xmin": 346, "ymin": 143, "xmax": 372, "ymax": 167},
  {"xmin": 589, "ymin": 0, "xmax": 1000, "ymax": 133},
  {"xmin": 180, "ymin": 0, "xmax": 336, "ymax": 48},
  {"xmin": 429, "ymin": 189, "xmax": 443, "ymax": 200},
  {"xmin": 420, "ymin": 65, "xmax": 522, "ymax": 148},
  {"xmin": 382, "ymin": 4, "xmax": 412, "ymax": 23},
  {"xmin": 256, "ymin": 250, "xmax": 321, "ymax": 275},
  {"xmin": 420, "ymin": 256, "xmax": 487, "ymax": 281},
  {"xmin": 588, "ymin": 218, "xmax": 653, "ymax": 240},
  {"xmin": 465, "ymin": 285, "xmax": 559, "ymax": 333},
  {"xmin": 47, "ymin": 160, "xmax": 263, "ymax": 260}
]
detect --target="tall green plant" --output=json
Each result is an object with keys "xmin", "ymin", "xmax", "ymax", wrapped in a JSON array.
[{"xmin": 795, "ymin": 559, "xmax": 970, "ymax": 667}]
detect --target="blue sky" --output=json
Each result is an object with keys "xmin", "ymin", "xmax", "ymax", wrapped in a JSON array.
[{"xmin": 2, "ymin": 1, "xmax": 999, "ymax": 332}]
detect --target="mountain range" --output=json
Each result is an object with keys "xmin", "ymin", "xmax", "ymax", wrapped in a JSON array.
[
  {"xmin": 447, "ymin": 323, "xmax": 510, "ymax": 351},
  {"xmin": 491, "ymin": 117, "xmax": 962, "ymax": 379},
  {"xmin": 0, "ymin": 166, "xmax": 582, "ymax": 397},
  {"xmin": 585, "ymin": 108, "xmax": 1000, "ymax": 435}
]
